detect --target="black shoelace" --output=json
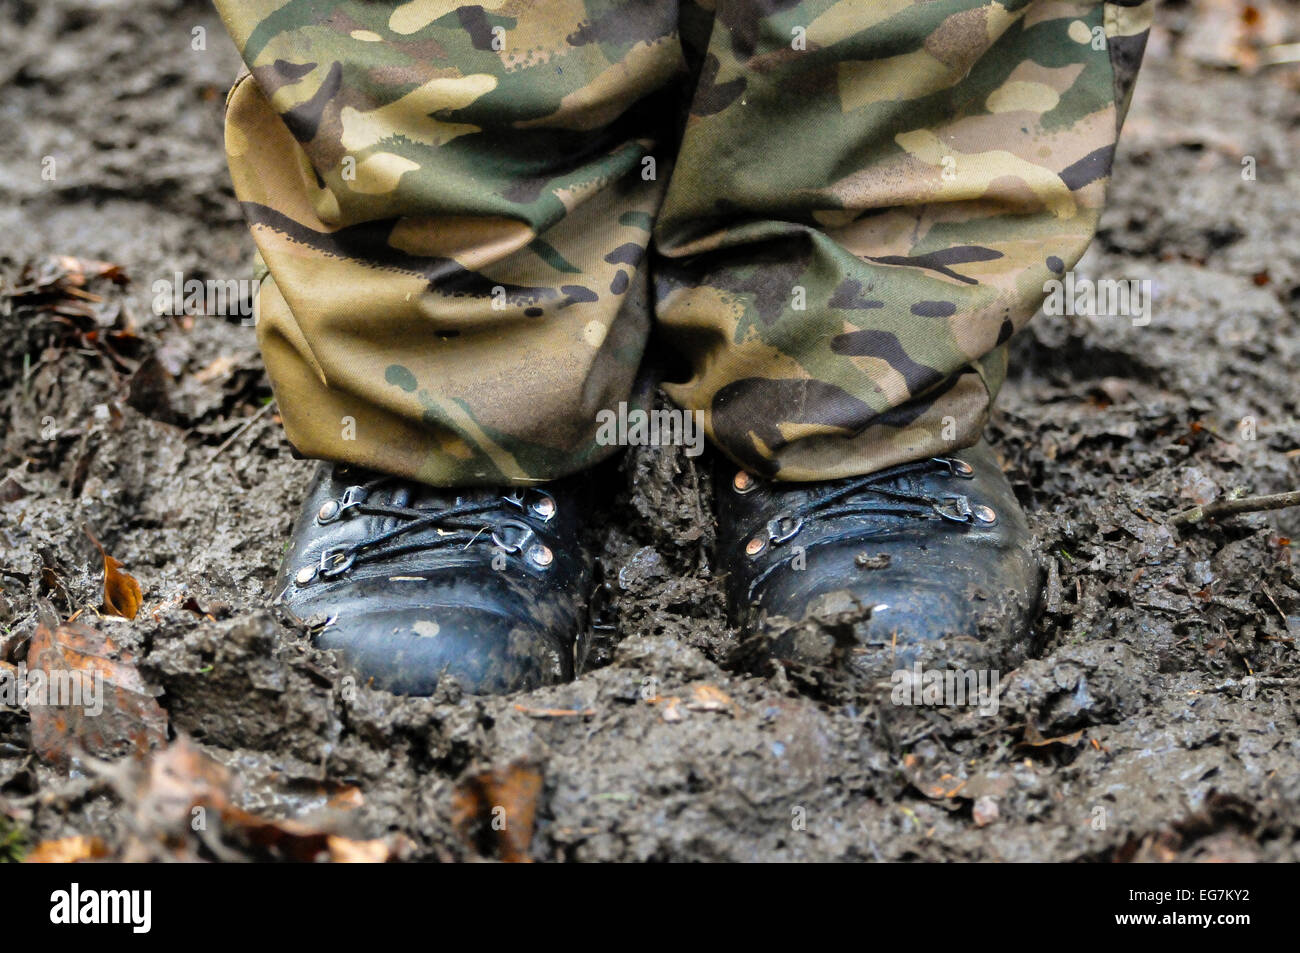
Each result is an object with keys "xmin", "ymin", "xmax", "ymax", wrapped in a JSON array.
[
  {"xmin": 308, "ymin": 477, "xmax": 557, "ymax": 581},
  {"xmin": 755, "ymin": 456, "xmax": 990, "ymax": 552}
]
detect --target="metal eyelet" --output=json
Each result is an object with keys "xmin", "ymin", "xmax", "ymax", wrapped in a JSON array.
[
  {"xmin": 527, "ymin": 544, "xmax": 554, "ymax": 568},
  {"xmin": 503, "ymin": 489, "xmax": 557, "ymax": 522},
  {"xmin": 319, "ymin": 546, "xmax": 356, "ymax": 578},
  {"xmin": 318, "ymin": 486, "xmax": 367, "ymax": 524},
  {"xmin": 491, "ymin": 519, "xmax": 535, "ymax": 554},
  {"xmin": 932, "ymin": 495, "xmax": 975, "ymax": 523},
  {"xmin": 732, "ymin": 471, "xmax": 757, "ymax": 494},
  {"xmin": 933, "ymin": 457, "xmax": 974, "ymax": 479},
  {"xmin": 745, "ymin": 534, "xmax": 768, "ymax": 557},
  {"xmin": 766, "ymin": 512, "xmax": 805, "ymax": 545},
  {"xmin": 295, "ymin": 564, "xmax": 318, "ymax": 585},
  {"xmin": 972, "ymin": 504, "xmax": 997, "ymax": 525}
]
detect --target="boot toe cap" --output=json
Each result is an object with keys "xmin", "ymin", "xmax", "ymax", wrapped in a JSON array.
[
  {"xmin": 755, "ymin": 540, "xmax": 1040, "ymax": 673},
  {"xmin": 316, "ymin": 603, "xmax": 571, "ymax": 696}
]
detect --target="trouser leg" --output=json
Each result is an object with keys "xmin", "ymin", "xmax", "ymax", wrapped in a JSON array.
[
  {"xmin": 215, "ymin": 1, "xmax": 684, "ymax": 485},
  {"xmin": 654, "ymin": 0, "xmax": 1153, "ymax": 480}
]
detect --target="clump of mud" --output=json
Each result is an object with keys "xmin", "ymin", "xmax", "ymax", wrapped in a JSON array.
[{"xmin": 0, "ymin": 0, "xmax": 1297, "ymax": 861}]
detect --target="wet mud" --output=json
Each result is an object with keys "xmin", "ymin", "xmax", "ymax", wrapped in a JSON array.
[{"xmin": 0, "ymin": 0, "xmax": 1297, "ymax": 861}]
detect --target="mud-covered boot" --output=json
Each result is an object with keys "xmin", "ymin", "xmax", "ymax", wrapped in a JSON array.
[
  {"xmin": 716, "ymin": 442, "xmax": 1040, "ymax": 676},
  {"xmin": 272, "ymin": 464, "xmax": 591, "ymax": 696}
]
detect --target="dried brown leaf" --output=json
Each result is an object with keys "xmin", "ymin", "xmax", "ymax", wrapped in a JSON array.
[
  {"xmin": 451, "ymin": 762, "xmax": 542, "ymax": 862},
  {"xmin": 24, "ymin": 836, "xmax": 108, "ymax": 863},
  {"xmin": 126, "ymin": 739, "xmax": 383, "ymax": 862},
  {"xmin": 84, "ymin": 526, "xmax": 142, "ymax": 620},
  {"xmin": 27, "ymin": 619, "xmax": 168, "ymax": 770},
  {"xmin": 102, "ymin": 554, "xmax": 142, "ymax": 620},
  {"xmin": 0, "ymin": 476, "xmax": 28, "ymax": 503},
  {"xmin": 327, "ymin": 836, "xmax": 390, "ymax": 863},
  {"xmin": 687, "ymin": 683, "xmax": 734, "ymax": 713}
]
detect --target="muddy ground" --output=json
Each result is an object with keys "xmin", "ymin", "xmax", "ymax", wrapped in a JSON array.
[{"xmin": 0, "ymin": 0, "xmax": 1297, "ymax": 862}]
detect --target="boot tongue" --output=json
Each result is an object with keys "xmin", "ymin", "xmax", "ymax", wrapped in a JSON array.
[{"xmin": 383, "ymin": 480, "xmax": 498, "ymax": 511}]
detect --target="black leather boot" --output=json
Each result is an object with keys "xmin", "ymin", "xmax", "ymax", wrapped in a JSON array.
[
  {"xmin": 716, "ymin": 442, "xmax": 1040, "ymax": 675},
  {"xmin": 272, "ymin": 464, "xmax": 592, "ymax": 696}
]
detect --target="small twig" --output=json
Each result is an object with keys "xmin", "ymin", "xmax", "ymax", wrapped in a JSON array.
[
  {"xmin": 208, "ymin": 400, "xmax": 276, "ymax": 462},
  {"xmin": 899, "ymin": 724, "xmax": 939, "ymax": 747},
  {"xmin": 1216, "ymin": 619, "xmax": 1253, "ymax": 677},
  {"xmin": 1169, "ymin": 490, "xmax": 1300, "ymax": 527},
  {"xmin": 513, "ymin": 704, "xmax": 596, "ymax": 719},
  {"xmin": 1263, "ymin": 42, "xmax": 1300, "ymax": 66},
  {"xmin": 1260, "ymin": 584, "xmax": 1290, "ymax": 629},
  {"xmin": 1195, "ymin": 677, "xmax": 1300, "ymax": 695}
]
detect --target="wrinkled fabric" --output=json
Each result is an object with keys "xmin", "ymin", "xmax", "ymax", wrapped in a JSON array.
[{"xmin": 216, "ymin": 0, "xmax": 1153, "ymax": 485}]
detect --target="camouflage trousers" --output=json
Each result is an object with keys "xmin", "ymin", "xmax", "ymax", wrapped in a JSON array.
[{"xmin": 216, "ymin": 0, "xmax": 1152, "ymax": 486}]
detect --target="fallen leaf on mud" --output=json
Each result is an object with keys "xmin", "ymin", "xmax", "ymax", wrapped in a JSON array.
[
  {"xmin": 177, "ymin": 595, "xmax": 219, "ymax": 620},
  {"xmin": 24, "ymin": 835, "xmax": 108, "ymax": 863},
  {"xmin": 122, "ymin": 738, "xmax": 394, "ymax": 862},
  {"xmin": 326, "ymin": 786, "xmax": 365, "ymax": 811},
  {"xmin": 1115, "ymin": 791, "xmax": 1266, "ymax": 862},
  {"xmin": 50, "ymin": 256, "xmax": 127, "ymax": 287},
  {"xmin": 137, "ymin": 744, "xmax": 333, "ymax": 859},
  {"xmin": 130, "ymin": 736, "xmax": 232, "ymax": 833},
  {"xmin": 84, "ymin": 526, "xmax": 142, "ymax": 620},
  {"xmin": 642, "ymin": 692, "xmax": 687, "ymax": 721},
  {"xmin": 1118, "ymin": 832, "xmax": 1180, "ymax": 863},
  {"xmin": 126, "ymin": 355, "xmax": 176, "ymax": 424},
  {"xmin": 907, "ymin": 767, "xmax": 967, "ymax": 801},
  {"xmin": 451, "ymin": 763, "xmax": 542, "ymax": 862},
  {"xmin": 219, "ymin": 807, "xmax": 339, "ymax": 861},
  {"xmin": 327, "ymin": 835, "xmax": 390, "ymax": 863},
  {"xmin": 101, "ymin": 554, "xmax": 142, "ymax": 619},
  {"xmin": 686, "ymin": 683, "xmax": 735, "ymax": 713},
  {"xmin": 0, "ymin": 476, "xmax": 28, "ymax": 503},
  {"xmin": 192, "ymin": 354, "xmax": 238, "ymax": 384},
  {"xmin": 902, "ymin": 751, "xmax": 1016, "ymax": 804},
  {"xmin": 10, "ymin": 257, "xmax": 140, "ymax": 371},
  {"xmin": 27, "ymin": 617, "xmax": 167, "ymax": 770}
]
